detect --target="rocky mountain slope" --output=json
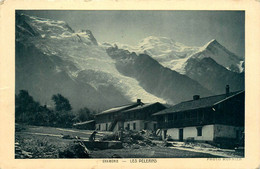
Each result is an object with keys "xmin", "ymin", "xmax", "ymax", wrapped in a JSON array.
[
  {"xmin": 15, "ymin": 13, "xmax": 165, "ymax": 110},
  {"xmin": 185, "ymin": 57, "xmax": 244, "ymax": 93},
  {"xmin": 106, "ymin": 47, "xmax": 212, "ymax": 104}
]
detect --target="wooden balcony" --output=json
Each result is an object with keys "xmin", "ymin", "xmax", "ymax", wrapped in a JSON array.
[{"xmin": 157, "ymin": 118, "xmax": 211, "ymax": 129}]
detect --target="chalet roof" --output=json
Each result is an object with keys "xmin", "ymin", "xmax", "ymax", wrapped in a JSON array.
[
  {"xmin": 153, "ymin": 91, "xmax": 244, "ymax": 116},
  {"xmin": 73, "ymin": 120, "xmax": 95, "ymax": 126},
  {"xmin": 95, "ymin": 102, "xmax": 165, "ymax": 116},
  {"xmin": 95, "ymin": 103, "xmax": 140, "ymax": 115},
  {"xmin": 122, "ymin": 102, "xmax": 163, "ymax": 113}
]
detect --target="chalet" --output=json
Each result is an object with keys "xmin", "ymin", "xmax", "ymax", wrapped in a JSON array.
[
  {"xmin": 95, "ymin": 99, "xmax": 166, "ymax": 132},
  {"xmin": 153, "ymin": 85, "xmax": 244, "ymax": 145}
]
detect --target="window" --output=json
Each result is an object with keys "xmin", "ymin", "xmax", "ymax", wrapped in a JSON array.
[
  {"xmin": 98, "ymin": 124, "xmax": 101, "ymax": 130},
  {"xmin": 133, "ymin": 123, "xmax": 136, "ymax": 130},
  {"xmin": 106, "ymin": 123, "xmax": 108, "ymax": 131},
  {"xmin": 197, "ymin": 127, "xmax": 202, "ymax": 136},
  {"xmin": 127, "ymin": 123, "xmax": 130, "ymax": 130}
]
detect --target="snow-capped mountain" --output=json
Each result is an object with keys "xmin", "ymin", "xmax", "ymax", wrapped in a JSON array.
[
  {"xmin": 104, "ymin": 37, "xmax": 197, "ymax": 74},
  {"xmin": 111, "ymin": 36, "xmax": 244, "ymax": 74},
  {"xmin": 16, "ymin": 13, "xmax": 166, "ymax": 110},
  {"xmin": 192, "ymin": 39, "xmax": 244, "ymax": 73},
  {"xmin": 108, "ymin": 36, "xmax": 244, "ymax": 94},
  {"xmin": 106, "ymin": 46, "xmax": 212, "ymax": 105},
  {"xmin": 15, "ymin": 13, "xmax": 244, "ymax": 110},
  {"xmin": 184, "ymin": 40, "xmax": 244, "ymax": 93}
]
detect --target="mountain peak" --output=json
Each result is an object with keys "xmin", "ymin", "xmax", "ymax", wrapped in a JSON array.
[
  {"xmin": 199, "ymin": 39, "xmax": 223, "ymax": 52},
  {"xmin": 209, "ymin": 39, "xmax": 217, "ymax": 43},
  {"xmin": 194, "ymin": 39, "xmax": 244, "ymax": 73},
  {"xmin": 204, "ymin": 39, "xmax": 219, "ymax": 47},
  {"xmin": 16, "ymin": 12, "xmax": 74, "ymax": 39},
  {"xmin": 16, "ymin": 13, "xmax": 99, "ymax": 46}
]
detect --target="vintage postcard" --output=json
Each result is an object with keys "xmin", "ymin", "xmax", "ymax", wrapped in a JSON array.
[{"xmin": 0, "ymin": 0, "xmax": 260, "ymax": 169}]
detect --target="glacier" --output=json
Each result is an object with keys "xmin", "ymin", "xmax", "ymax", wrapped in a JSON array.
[{"xmin": 16, "ymin": 13, "xmax": 166, "ymax": 110}]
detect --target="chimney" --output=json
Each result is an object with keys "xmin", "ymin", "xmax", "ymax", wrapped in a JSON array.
[
  {"xmin": 226, "ymin": 85, "xmax": 230, "ymax": 96},
  {"xmin": 193, "ymin": 95, "xmax": 200, "ymax": 100},
  {"xmin": 137, "ymin": 99, "xmax": 141, "ymax": 104}
]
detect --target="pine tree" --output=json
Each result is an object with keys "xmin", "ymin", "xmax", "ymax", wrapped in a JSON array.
[{"xmin": 51, "ymin": 94, "xmax": 72, "ymax": 112}]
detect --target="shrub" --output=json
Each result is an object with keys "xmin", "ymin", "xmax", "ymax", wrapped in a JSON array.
[{"xmin": 58, "ymin": 142, "xmax": 90, "ymax": 158}]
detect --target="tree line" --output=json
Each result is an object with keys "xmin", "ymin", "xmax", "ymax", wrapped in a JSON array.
[{"xmin": 15, "ymin": 90, "xmax": 95, "ymax": 128}]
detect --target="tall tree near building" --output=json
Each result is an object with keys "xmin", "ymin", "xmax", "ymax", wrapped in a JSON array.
[
  {"xmin": 51, "ymin": 94, "xmax": 74, "ymax": 127},
  {"xmin": 76, "ymin": 107, "xmax": 95, "ymax": 122}
]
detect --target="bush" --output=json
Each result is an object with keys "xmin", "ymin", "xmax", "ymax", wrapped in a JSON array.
[
  {"xmin": 185, "ymin": 137, "xmax": 195, "ymax": 143},
  {"xmin": 15, "ymin": 135, "xmax": 59, "ymax": 158},
  {"xmin": 131, "ymin": 133, "xmax": 145, "ymax": 140},
  {"xmin": 59, "ymin": 142, "xmax": 90, "ymax": 158}
]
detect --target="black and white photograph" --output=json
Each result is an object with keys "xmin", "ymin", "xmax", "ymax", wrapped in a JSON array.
[{"xmin": 14, "ymin": 10, "xmax": 245, "ymax": 159}]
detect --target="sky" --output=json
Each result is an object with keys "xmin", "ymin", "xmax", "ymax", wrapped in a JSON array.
[{"xmin": 19, "ymin": 10, "xmax": 245, "ymax": 57}]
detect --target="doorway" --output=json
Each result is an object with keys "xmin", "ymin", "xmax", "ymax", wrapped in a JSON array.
[
  {"xmin": 163, "ymin": 130, "xmax": 167, "ymax": 140},
  {"xmin": 179, "ymin": 128, "xmax": 183, "ymax": 141}
]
